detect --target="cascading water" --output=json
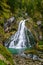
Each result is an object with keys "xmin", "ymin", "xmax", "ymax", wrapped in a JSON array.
[
  {"xmin": 9, "ymin": 20, "xmax": 27, "ymax": 49},
  {"xmin": 5, "ymin": 19, "xmax": 36, "ymax": 53},
  {"xmin": 4, "ymin": 19, "xmax": 43, "ymax": 61}
]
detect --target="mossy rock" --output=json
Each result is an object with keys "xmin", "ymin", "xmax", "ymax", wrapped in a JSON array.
[{"xmin": 24, "ymin": 49, "xmax": 38, "ymax": 55}]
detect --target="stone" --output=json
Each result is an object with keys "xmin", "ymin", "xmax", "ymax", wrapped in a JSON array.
[
  {"xmin": 33, "ymin": 55, "xmax": 39, "ymax": 60},
  {"xmin": 37, "ymin": 21, "xmax": 41, "ymax": 26}
]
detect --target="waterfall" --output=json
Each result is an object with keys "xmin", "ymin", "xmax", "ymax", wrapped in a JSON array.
[
  {"xmin": 4, "ymin": 19, "xmax": 43, "ymax": 61},
  {"xmin": 5, "ymin": 19, "xmax": 35, "ymax": 49}
]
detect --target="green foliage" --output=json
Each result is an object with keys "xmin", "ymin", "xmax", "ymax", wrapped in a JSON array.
[
  {"xmin": 0, "ymin": 60, "xmax": 7, "ymax": 65},
  {"xmin": 0, "ymin": 0, "xmax": 43, "ymax": 19},
  {"xmin": 0, "ymin": 0, "xmax": 11, "ymax": 18},
  {"xmin": 0, "ymin": 44, "xmax": 14, "ymax": 65},
  {"xmin": 39, "ymin": 41, "xmax": 43, "ymax": 45},
  {"xmin": 0, "ymin": 18, "xmax": 5, "ymax": 28}
]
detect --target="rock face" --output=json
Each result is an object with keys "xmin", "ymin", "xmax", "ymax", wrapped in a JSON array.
[
  {"xmin": 4, "ymin": 20, "xmax": 36, "ymax": 51},
  {"xmin": 4, "ymin": 17, "xmax": 15, "ymax": 32}
]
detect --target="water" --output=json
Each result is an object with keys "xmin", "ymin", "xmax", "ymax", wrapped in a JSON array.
[
  {"xmin": 4, "ymin": 19, "xmax": 43, "ymax": 61},
  {"xmin": 5, "ymin": 19, "xmax": 36, "ymax": 53}
]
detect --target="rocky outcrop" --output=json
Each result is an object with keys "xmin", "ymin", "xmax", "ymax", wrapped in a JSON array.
[{"xmin": 4, "ymin": 17, "xmax": 16, "ymax": 32}]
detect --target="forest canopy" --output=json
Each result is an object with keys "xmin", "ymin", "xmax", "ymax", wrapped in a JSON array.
[{"xmin": 0, "ymin": 0, "xmax": 43, "ymax": 19}]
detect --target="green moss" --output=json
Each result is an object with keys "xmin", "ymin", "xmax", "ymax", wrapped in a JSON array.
[
  {"xmin": 34, "ymin": 24, "xmax": 38, "ymax": 28},
  {"xmin": 38, "ymin": 41, "xmax": 43, "ymax": 45},
  {"xmin": 24, "ymin": 48, "xmax": 38, "ymax": 55},
  {"xmin": 0, "ymin": 44, "xmax": 14, "ymax": 65},
  {"xmin": 37, "ymin": 45, "xmax": 43, "ymax": 51},
  {"xmin": 0, "ymin": 60, "xmax": 7, "ymax": 65},
  {"xmin": 0, "ymin": 18, "xmax": 4, "ymax": 26}
]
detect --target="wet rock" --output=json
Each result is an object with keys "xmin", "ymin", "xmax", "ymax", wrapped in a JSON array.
[
  {"xmin": 27, "ymin": 54, "xmax": 33, "ymax": 58},
  {"xmin": 20, "ymin": 53, "xmax": 26, "ymax": 58},
  {"xmin": 41, "ymin": 62, "xmax": 43, "ymax": 65},
  {"xmin": 33, "ymin": 55, "xmax": 39, "ymax": 61}
]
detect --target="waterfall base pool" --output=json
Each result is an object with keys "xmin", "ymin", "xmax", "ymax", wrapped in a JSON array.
[
  {"xmin": 7, "ymin": 48, "xmax": 33, "ymax": 54},
  {"xmin": 8, "ymin": 48, "xmax": 26, "ymax": 54}
]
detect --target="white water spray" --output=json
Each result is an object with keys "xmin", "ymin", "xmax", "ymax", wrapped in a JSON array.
[
  {"xmin": 5, "ymin": 19, "xmax": 35, "ymax": 49},
  {"xmin": 9, "ymin": 20, "xmax": 27, "ymax": 48}
]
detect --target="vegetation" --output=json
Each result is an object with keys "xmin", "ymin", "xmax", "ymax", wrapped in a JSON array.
[
  {"xmin": 0, "ymin": 60, "xmax": 7, "ymax": 65},
  {"xmin": 0, "ymin": 44, "xmax": 14, "ymax": 65},
  {"xmin": 0, "ymin": 0, "xmax": 43, "ymax": 65}
]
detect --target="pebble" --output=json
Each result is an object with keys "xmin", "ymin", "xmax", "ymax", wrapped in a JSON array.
[{"xmin": 13, "ymin": 54, "xmax": 43, "ymax": 65}]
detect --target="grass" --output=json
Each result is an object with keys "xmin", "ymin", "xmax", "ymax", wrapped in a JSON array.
[
  {"xmin": 0, "ymin": 60, "xmax": 7, "ymax": 65},
  {"xmin": 0, "ymin": 44, "xmax": 14, "ymax": 65}
]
